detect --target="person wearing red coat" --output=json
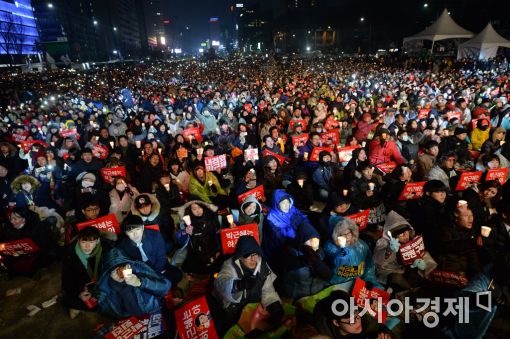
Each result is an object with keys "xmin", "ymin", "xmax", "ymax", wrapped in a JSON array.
[{"xmin": 368, "ymin": 129, "xmax": 407, "ymax": 165}]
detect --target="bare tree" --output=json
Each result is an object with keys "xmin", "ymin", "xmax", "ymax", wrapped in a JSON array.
[{"xmin": 0, "ymin": 13, "xmax": 26, "ymax": 66}]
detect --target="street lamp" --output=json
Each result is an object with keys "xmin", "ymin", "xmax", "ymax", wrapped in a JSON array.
[
  {"xmin": 113, "ymin": 50, "xmax": 118, "ymax": 54},
  {"xmin": 93, "ymin": 20, "xmax": 98, "ymax": 26},
  {"xmin": 306, "ymin": 46, "xmax": 311, "ymax": 51},
  {"xmin": 423, "ymin": 3, "xmax": 428, "ymax": 8},
  {"xmin": 360, "ymin": 17, "xmax": 365, "ymax": 22},
  {"xmin": 113, "ymin": 27, "xmax": 117, "ymax": 31},
  {"xmin": 47, "ymin": 3, "xmax": 53, "ymax": 8}
]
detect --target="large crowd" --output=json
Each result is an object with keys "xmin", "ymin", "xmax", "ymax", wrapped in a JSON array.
[{"xmin": 0, "ymin": 55, "xmax": 509, "ymax": 338}]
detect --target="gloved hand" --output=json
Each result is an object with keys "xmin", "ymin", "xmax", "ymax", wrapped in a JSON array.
[
  {"xmin": 389, "ymin": 237, "xmax": 400, "ymax": 253},
  {"xmin": 235, "ymin": 276, "xmax": 257, "ymax": 290},
  {"xmin": 411, "ymin": 258, "xmax": 426, "ymax": 271}
]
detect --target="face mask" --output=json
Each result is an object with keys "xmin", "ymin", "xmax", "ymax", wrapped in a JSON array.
[
  {"xmin": 116, "ymin": 184, "xmax": 127, "ymax": 191},
  {"xmin": 82, "ymin": 180, "xmax": 94, "ymax": 188},
  {"xmin": 402, "ymin": 135, "xmax": 409, "ymax": 142},
  {"xmin": 21, "ymin": 183, "xmax": 32, "ymax": 192}
]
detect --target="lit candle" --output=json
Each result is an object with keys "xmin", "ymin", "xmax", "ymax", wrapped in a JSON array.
[{"xmin": 338, "ymin": 236, "xmax": 347, "ymax": 248}]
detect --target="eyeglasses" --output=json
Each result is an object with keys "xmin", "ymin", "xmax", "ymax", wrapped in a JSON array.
[
  {"xmin": 339, "ymin": 311, "xmax": 360, "ymax": 325},
  {"xmin": 340, "ymin": 231, "xmax": 353, "ymax": 239}
]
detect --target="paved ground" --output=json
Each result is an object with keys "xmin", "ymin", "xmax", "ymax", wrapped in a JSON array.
[{"xmin": 1, "ymin": 261, "xmax": 510, "ymax": 339}]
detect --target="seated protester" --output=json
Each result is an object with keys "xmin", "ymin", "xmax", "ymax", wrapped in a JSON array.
[
  {"xmin": 168, "ymin": 158, "xmax": 190, "ymax": 195},
  {"xmin": 131, "ymin": 194, "xmax": 174, "ymax": 253},
  {"xmin": 261, "ymin": 134, "xmax": 284, "ymax": 156},
  {"xmin": 71, "ymin": 172, "xmax": 109, "ymax": 219},
  {"xmin": 1, "ymin": 207, "xmax": 55, "ymax": 275},
  {"xmin": 213, "ymin": 236, "xmax": 283, "ymax": 331},
  {"xmin": 0, "ymin": 162, "xmax": 13, "ymax": 211},
  {"xmin": 477, "ymin": 153, "xmax": 503, "ymax": 174},
  {"xmin": 69, "ymin": 147, "xmax": 104, "ymax": 182},
  {"xmin": 438, "ymin": 127, "xmax": 472, "ymax": 165},
  {"xmin": 323, "ymin": 218, "xmax": 380, "ymax": 288},
  {"xmin": 318, "ymin": 193, "xmax": 360, "ymax": 241},
  {"xmin": 174, "ymin": 200, "xmax": 222, "ymax": 274},
  {"xmin": 424, "ymin": 151, "xmax": 458, "ymax": 190},
  {"xmin": 10, "ymin": 174, "xmax": 54, "ymax": 209},
  {"xmin": 233, "ymin": 166, "xmax": 260, "ymax": 199},
  {"xmin": 261, "ymin": 155, "xmax": 285, "ymax": 206},
  {"xmin": 117, "ymin": 215, "xmax": 182, "ymax": 286},
  {"xmin": 61, "ymin": 226, "xmax": 106, "ymax": 317},
  {"xmin": 188, "ymin": 160, "xmax": 228, "ymax": 209},
  {"xmin": 109, "ymin": 176, "xmax": 139, "ymax": 224},
  {"xmin": 285, "ymin": 171, "xmax": 314, "ymax": 212},
  {"xmin": 374, "ymin": 211, "xmax": 437, "ymax": 292},
  {"xmin": 312, "ymin": 150, "xmax": 339, "ymax": 202},
  {"xmin": 231, "ymin": 195, "xmax": 265, "ymax": 243},
  {"xmin": 480, "ymin": 127, "xmax": 506, "ymax": 155},
  {"xmin": 138, "ymin": 153, "xmax": 164, "ymax": 193},
  {"xmin": 380, "ymin": 165, "xmax": 413, "ymax": 216},
  {"xmin": 350, "ymin": 162, "xmax": 385, "ymax": 226},
  {"xmin": 429, "ymin": 205, "xmax": 481, "ymax": 279},
  {"xmin": 97, "ymin": 248, "xmax": 171, "ymax": 319},
  {"xmin": 154, "ymin": 171, "xmax": 182, "ymax": 213},
  {"xmin": 470, "ymin": 118, "xmax": 491, "ymax": 151},
  {"xmin": 263, "ymin": 190, "xmax": 313, "ymax": 259},
  {"xmin": 462, "ymin": 180, "xmax": 501, "ymax": 231},
  {"xmin": 281, "ymin": 223, "xmax": 333, "ymax": 300},
  {"xmin": 414, "ymin": 140, "xmax": 439, "ymax": 181},
  {"xmin": 313, "ymin": 290, "xmax": 391, "ymax": 339},
  {"xmin": 368, "ymin": 128, "xmax": 407, "ymax": 166},
  {"xmin": 342, "ymin": 148, "xmax": 368, "ymax": 186}
]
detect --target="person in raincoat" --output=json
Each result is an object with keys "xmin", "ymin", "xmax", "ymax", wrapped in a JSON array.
[
  {"xmin": 323, "ymin": 218, "xmax": 380, "ymax": 288},
  {"xmin": 231, "ymin": 194, "xmax": 264, "ymax": 243},
  {"xmin": 373, "ymin": 211, "xmax": 437, "ymax": 291}
]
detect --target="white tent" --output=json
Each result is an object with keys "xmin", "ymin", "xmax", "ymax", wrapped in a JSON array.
[
  {"xmin": 457, "ymin": 23, "xmax": 510, "ymax": 60},
  {"xmin": 403, "ymin": 9, "xmax": 474, "ymax": 46}
]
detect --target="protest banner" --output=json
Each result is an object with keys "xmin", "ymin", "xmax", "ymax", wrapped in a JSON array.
[
  {"xmin": 351, "ymin": 278, "xmax": 390, "ymax": 323},
  {"xmin": 417, "ymin": 109, "xmax": 430, "ymax": 120},
  {"xmin": 455, "ymin": 171, "xmax": 482, "ymax": 191},
  {"xmin": 93, "ymin": 145, "xmax": 109, "ymax": 160},
  {"xmin": 77, "ymin": 214, "xmax": 120, "ymax": 234},
  {"xmin": 175, "ymin": 296, "xmax": 218, "ymax": 339},
  {"xmin": 262, "ymin": 149, "xmax": 285, "ymax": 165},
  {"xmin": 376, "ymin": 161, "xmax": 397, "ymax": 174},
  {"xmin": 337, "ymin": 145, "xmax": 360, "ymax": 163},
  {"xmin": 60, "ymin": 128, "xmax": 78, "ymax": 138},
  {"xmin": 238, "ymin": 185, "xmax": 265, "ymax": 204},
  {"xmin": 345, "ymin": 209, "xmax": 370, "ymax": 231},
  {"xmin": 101, "ymin": 166, "xmax": 126, "ymax": 184},
  {"xmin": 320, "ymin": 129, "xmax": 340, "ymax": 146},
  {"xmin": 182, "ymin": 127, "xmax": 203, "ymax": 143},
  {"xmin": 486, "ymin": 168, "xmax": 508, "ymax": 185},
  {"xmin": 205, "ymin": 154, "xmax": 227, "ymax": 172},
  {"xmin": 446, "ymin": 111, "xmax": 462, "ymax": 121},
  {"xmin": 310, "ymin": 147, "xmax": 333, "ymax": 162},
  {"xmin": 20, "ymin": 140, "xmax": 47, "ymax": 152},
  {"xmin": 244, "ymin": 148, "xmax": 259, "ymax": 162},
  {"xmin": 0, "ymin": 238, "xmax": 40, "ymax": 256},
  {"xmin": 105, "ymin": 312, "xmax": 166, "ymax": 339},
  {"xmin": 398, "ymin": 236, "xmax": 426, "ymax": 265},
  {"xmin": 398, "ymin": 182, "xmax": 426, "ymax": 200},
  {"xmin": 289, "ymin": 119, "xmax": 307, "ymax": 131},
  {"xmin": 220, "ymin": 224, "xmax": 259, "ymax": 255},
  {"xmin": 292, "ymin": 134, "xmax": 309, "ymax": 147}
]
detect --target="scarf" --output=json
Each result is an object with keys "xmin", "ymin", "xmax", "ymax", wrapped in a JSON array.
[{"xmin": 75, "ymin": 241, "xmax": 102, "ymax": 281}]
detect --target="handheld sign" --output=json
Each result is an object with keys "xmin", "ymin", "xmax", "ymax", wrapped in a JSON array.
[
  {"xmin": 310, "ymin": 147, "xmax": 333, "ymax": 162},
  {"xmin": 417, "ymin": 109, "xmax": 430, "ymax": 120},
  {"xmin": 20, "ymin": 140, "xmax": 47, "ymax": 152},
  {"xmin": 262, "ymin": 149, "xmax": 285, "ymax": 165},
  {"xmin": 486, "ymin": 168, "xmax": 508, "ymax": 185},
  {"xmin": 238, "ymin": 185, "xmax": 265, "ymax": 204},
  {"xmin": 324, "ymin": 116, "xmax": 340, "ymax": 130},
  {"xmin": 0, "ymin": 238, "xmax": 40, "ymax": 256},
  {"xmin": 60, "ymin": 128, "xmax": 78, "ymax": 138},
  {"xmin": 428, "ymin": 270, "xmax": 468, "ymax": 288},
  {"xmin": 398, "ymin": 182, "xmax": 426, "ymax": 200},
  {"xmin": 351, "ymin": 278, "xmax": 390, "ymax": 324},
  {"xmin": 446, "ymin": 111, "xmax": 462, "ymax": 122},
  {"xmin": 320, "ymin": 129, "xmax": 340, "ymax": 146},
  {"xmin": 175, "ymin": 296, "xmax": 218, "ymax": 339},
  {"xmin": 101, "ymin": 166, "xmax": 126, "ymax": 184},
  {"xmin": 182, "ymin": 127, "xmax": 203, "ymax": 142},
  {"xmin": 376, "ymin": 161, "xmax": 397, "ymax": 174},
  {"xmin": 205, "ymin": 154, "xmax": 227, "ymax": 172},
  {"xmin": 105, "ymin": 312, "xmax": 167, "ymax": 339},
  {"xmin": 399, "ymin": 236, "xmax": 426, "ymax": 265},
  {"xmin": 244, "ymin": 148, "xmax": 259, "ymax": 162},
  {"xmin": 12, "ymin": 133, "xmax": 27, "ymax": 142},
  {"xmin": 455, "ymin": 171, "xmax": 482, "ymax": 191},
  {"xmin": 76, "ymin": 214, "xmax": 120, "ymax": 234},
  {"xmin": 337, "ymin": 145, "xmax": 360, "ymax": 163},
  {"xmin": 292, "ymin": 134, "xmax": 309, "ymax": 147},
  {"xmin": 220, "ymin": 224, "xmax": 259, "ymax": 255},
  {"xmin": 345, "ymin": 209, "xmax": 370, "ymax": 231},
  {"xmin": 289, "ymin": 119, "xmax": 307, "ymax": 131},
  {"xmin": 92, "ymin": 145, "xmax": 109, "ymax": 160}
]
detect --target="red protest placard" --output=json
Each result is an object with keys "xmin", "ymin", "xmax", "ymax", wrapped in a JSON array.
[
  {"xmin": 175, "ymin": 296, "xmax": 218, "ymax": 339},
  {"xmin": 310, "ymin": 147, "xmax": 333, "ymax": 162},
  {"xmin": 60, "ymin": 128, "xmax": 78, "ymax": 138},
  {"xmin": 398, "ymin": 182, "xmax": 426, "ymax": 200},
  {"xmin": 106, "ymin": 312, "xmax": 167, "ymax": 339},
  {"xmin": 20, "ymin": 140, "xmax": 48, "ymax": 152},
  {"xmin": 292, "ymin": 133, "xmax": 309, "ymax": 147},
  {"xmin": 205, "ymin": 154, "xmax": 227, "ymax": 172},
  {"xmin": 12, "ymin": 133, "xmax": 27, "ymax": 142},
  {"xmin": 471, "ymin": 118, "xmax": 491, "ymax": 130},
  {"xmin": 320, "ymin": 129, "xmax": 340, "ymax": 146},
  {"xmin": 351, "ymin": 278, "xmax": 390, "ymax": 324},
  {"xmin": 455, "ymin": 171, "xmax": 482, "ymax": 191},
  {"xmin": 376, "ymin": 161, "xmax": 397, "ymax": 174},
  {"xmin": 244, "ymin": 148, "xmax": 259, "ymax": 162},
  {"xmin": 486, "ymin": 168, "xmax": 508, "ymax": 185},
  {"xmin": 76, "ymin": 214, "xmax": 120, "ymax": 234},
  {"xmin": 0, "ymin": 238, "xmax": 40, "ymax": 256},
  {"xmin": 238, "ymin": 185, "xmax": 265, "ymax": 204},
  {"xmin": 92, "ymin": 145, "xmax": 109, "ymax": 160},
  {"xmin": 220, "ymin": 224, "xmax": 260, "ymax": 255},
  {"xmin": 337, "ymin": 145, "xmax": 360, "ymax": 163},
  {"xmin": 417, "ymin": 109, "xmax": 430, "ymax": 120},
  {"xmin": 345, "ymin": 209, "xmax": 370, "ymax": 231},
  {"xmin": 106, "ymin": 316, "xmax": 145, "ymax": 339},
  {"xmin": 428, "ymin": 270, "xmax": 468, "ymax": 288},
  {"xmin": 324, "ymin": 116, "xmax": 340, "ymax": 130},
  {"xmin": 399, "ymin": 236, "xmax": 426, "ymax": 265},
  {"xmin": 289, "ymin": 119, "xmax": 307, "ymax": 131},
  {"xmin": 101, "ymin": 166, "xmax": 126, "ymax": 184},
  {"xmin": 182, "ymin": 127, "xmax": 203, "ymax": 143},
  {"xmin": 262, "ymin": 149, "xmax": 285, "ymax": 165},
  {"xmin": 446, "ymin": 111, "xmax": 461, "ymax": 122}
]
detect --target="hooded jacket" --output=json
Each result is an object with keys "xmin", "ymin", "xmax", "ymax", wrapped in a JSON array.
[
  {"xmin": 368, "ymin": 138, "xmax": 407, "ymax": 165},
  {"xmin": 188, "ymin": 170, "xmax": 227, "ymax": 204},
  {"xmin": 323, "ymin": 218, "xmax": 380, "ymax": 287},
  {"xmin": 373, "ymin": 211, "xmax": 437, "ymax": 284},
  {"xmin": 131, "ymin": 194, "xmax": 173, "ymax": 248},
  {"xmin": 97, "ymin": 248, "xmax": 170, "ymax": 318},
  {"xmin": 263, "ymin": 190, "xmax": 312, "ymax": 256},
  {"xmin": 232, "ymin": 194, "xmax": 264, "ymax": 243}
]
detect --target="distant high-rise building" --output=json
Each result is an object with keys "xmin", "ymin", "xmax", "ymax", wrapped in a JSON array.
[
  {"xmin": 143, "ymin": 0, "xmax": 165, "ymax": 49},
  {"xmin": 287, "ymin": 0, "xmax": 319, "ymax": 9},
  {"xmin": 0, "ymin": 0, "xmax": 39, "ymax": 61}
]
